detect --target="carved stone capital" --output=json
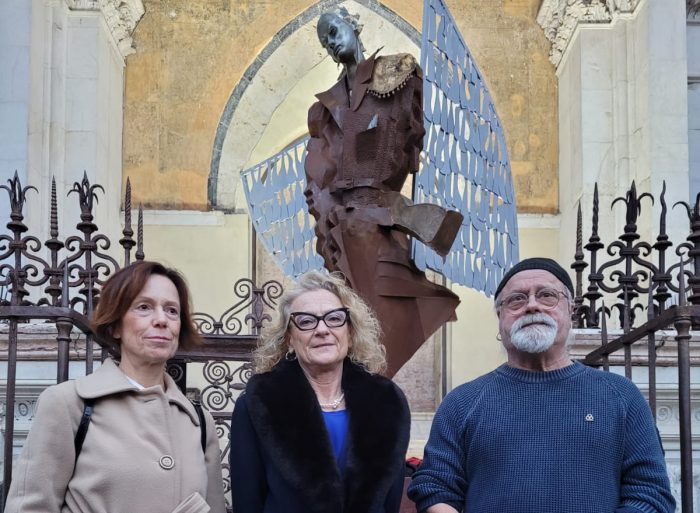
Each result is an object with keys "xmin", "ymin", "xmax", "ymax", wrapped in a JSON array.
[
  {"xmin": 537, "ymin": 0, "xmax": 641, "ymax": 67},
  {"xmin": 690, "ymin": 0, "xmax": 700, "ymax": 20},
  {"xmin": 64, "ymin": 0, "xmax": 145, "ymax": 58}
]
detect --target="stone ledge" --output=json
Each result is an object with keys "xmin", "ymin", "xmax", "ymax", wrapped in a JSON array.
[
  {"xmin": 0, "ymin": 323, "xmax": 94, "ymax": 361},
  {"xmin": 569, "ymin": 329, "xmax": 700, "ymax": 366}
]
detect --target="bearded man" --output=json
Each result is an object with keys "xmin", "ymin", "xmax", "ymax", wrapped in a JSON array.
[{"xmin": 408, "ymin": 258, "xmax": 675, "ymax": 513}]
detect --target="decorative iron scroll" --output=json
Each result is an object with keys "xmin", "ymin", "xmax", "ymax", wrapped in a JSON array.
[
  {"xmin": 193, "ymin": 278, "xmax": 283, "ymax": 336},
  {"xmin": 0, "ymin": 172, "xmax": 144, "ymax": 313},
  {"xmin": 571, "ymin": 181, "xmax": 700, "ymax": 330},
  {"xmin": 412, "ymin": 0, "xmax": 519, "ymax": 296}
]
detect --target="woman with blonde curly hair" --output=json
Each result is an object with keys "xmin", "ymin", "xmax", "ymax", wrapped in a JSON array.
[{"xmin": 229, "ymin": 270, "xmax": 410, "ymax": 513}]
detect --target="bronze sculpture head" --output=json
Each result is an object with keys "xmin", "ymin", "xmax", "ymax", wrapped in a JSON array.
[{"xmin": 317, "ymin": 8, "xmax": 365, "ymax": 66}]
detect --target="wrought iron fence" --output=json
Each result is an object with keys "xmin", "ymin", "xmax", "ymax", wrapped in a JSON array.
[
  {"xmin": 0, "ymin": 173, "xmax": 281, "ymax": 512},
  {"xmin": 1, "ymin": 173, "xmax": 697, "ymax": 512},
  {"xmin": 572, "ymin": 181, "xmax": 700, "ymax": 513}
]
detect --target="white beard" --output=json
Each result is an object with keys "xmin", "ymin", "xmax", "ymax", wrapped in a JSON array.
[{"xmin": 509, "ymin": 313, "xmax": 558, "ymax": 354}]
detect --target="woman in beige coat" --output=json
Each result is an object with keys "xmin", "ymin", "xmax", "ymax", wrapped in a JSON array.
[{"xmin": 4, "ymin": 261, "xmax": 226, "ymax": 513}]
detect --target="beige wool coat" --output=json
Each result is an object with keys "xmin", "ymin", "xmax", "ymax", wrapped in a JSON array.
[{"xmin": 4, "ymin": 359, "xmax": 226, "ymax": 513}]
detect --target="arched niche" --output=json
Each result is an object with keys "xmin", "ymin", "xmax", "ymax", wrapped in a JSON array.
[{"xmin": 209, "ymin": 0, "xmax": 420, "ymax": 211}]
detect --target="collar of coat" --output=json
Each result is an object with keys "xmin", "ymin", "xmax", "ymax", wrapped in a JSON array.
[
  {"xmin": 315, "ymin": 49, "xmax": 379, "ymax": 126},
  {"xmin": 73, "ymin": 358, "xmax": 200, "ymax": 426},
  {"xmin": 245, "ymin": 358, "xmax": 410, "ymax": 513}
]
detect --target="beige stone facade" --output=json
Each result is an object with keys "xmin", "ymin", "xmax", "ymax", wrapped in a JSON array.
[
  {"xmin": 123, "ymin": 0, "xmax": 559, "ymax": 213},
  {"xmin": 3, "ymin": 1, "xmax": 700, "ymax": 505}
]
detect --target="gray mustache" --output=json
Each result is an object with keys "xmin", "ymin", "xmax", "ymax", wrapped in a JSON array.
[{"xmin": 511, "ymin": 313, "xmax": 557, "ymax": 332}]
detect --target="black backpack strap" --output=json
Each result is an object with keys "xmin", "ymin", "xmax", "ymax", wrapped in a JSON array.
[
  {"xmin": 192, "ymin": 399, "xmax": 207, "ymax": 453},
  {"xmin": 73, "ymin": 398, "xmax": 206, "ymax": 459},
  {"xmin": 74, "ymin": 399, "xmax": 95, "ymax": 462}
]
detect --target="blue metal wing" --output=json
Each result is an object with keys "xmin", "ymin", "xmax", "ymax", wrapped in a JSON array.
[
  {"xmin": 240, "ymin": 137, "xmax": 324, "ymax": 277},
  {"xmin": 411, "ymin": 0, "xmax": 519, "ymax": 296}
]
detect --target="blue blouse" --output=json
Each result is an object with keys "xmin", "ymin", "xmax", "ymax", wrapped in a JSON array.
[{"xmin": 322, "ymin": 409, "xmax": 349, "ymax": 473}]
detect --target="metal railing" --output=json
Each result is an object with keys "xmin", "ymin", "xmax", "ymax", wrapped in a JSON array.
[
  {"xmin": 0, "ymin": 173, "xmax": 282, "ymax": 511},
  {"xmin": 572, "ymin": 181, "xmax": 700, "ymax": 513},
  {"xmin": 1, "ymin": 174, "xmax": 697, "ymax": 511}
]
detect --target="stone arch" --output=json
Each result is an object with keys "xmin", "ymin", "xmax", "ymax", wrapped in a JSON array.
[{"xmin": 209, "ymin": 0, "xmax": 420, "ymax": 210}]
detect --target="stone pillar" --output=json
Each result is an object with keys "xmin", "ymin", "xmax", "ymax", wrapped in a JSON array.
[
  {"xmin": 0, "ymin": 0, "xmax": 32, "ymax": 229},
  {"xmin": 689, "ymin": 2, "xmax": 700, "ymax": 199},
  {"xmin": 1, "ymin": 0, "xmax": 144, "ymax": 248},
  {"xmin": 538, "ymin": 0, "xmax": 690, "ymax": 257}
]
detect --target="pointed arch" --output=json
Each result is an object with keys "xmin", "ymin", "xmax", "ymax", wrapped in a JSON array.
[{"xmin": 208, "ymin": 0, "xmax": 420, "ymax": 210}]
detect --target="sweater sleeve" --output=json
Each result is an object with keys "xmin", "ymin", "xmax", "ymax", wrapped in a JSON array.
[
  {"xmin": 229, "ymin": 394, "xmax": 267, "ymax": 513},
  {"xmin": 202, "ymin": 409, "xmax": 227, "ymax": 513},
  {"xmin": 615, "ymin": 385, "xmax": 676, "ymax": 513},
  {"xmin": 3, "ymin": 384, "xmax": 80, "ymax": 513},
  {"xmin": 407, "ymin": 393, "xmax": 467, "ymax": 512}
]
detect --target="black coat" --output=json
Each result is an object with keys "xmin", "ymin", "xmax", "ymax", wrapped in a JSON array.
[{"xmin": 229, "ymin": 358, "xmax": 411, "ymax": 513}]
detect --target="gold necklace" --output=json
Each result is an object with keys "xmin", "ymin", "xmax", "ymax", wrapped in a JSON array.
[{"xmin": 319, "ymin": 392, "xmax": 345, "ymax": 410}]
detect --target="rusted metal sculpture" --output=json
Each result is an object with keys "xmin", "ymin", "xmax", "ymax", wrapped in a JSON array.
[
  {"xmin": 301, "ymin": 8, "xmax": 461, "ymax": 377},
  {"xmin": 241, "ymin": 1, "xmax": 519, "ymax": 375}
]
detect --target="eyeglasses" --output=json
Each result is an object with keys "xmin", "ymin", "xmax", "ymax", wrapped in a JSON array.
[
  {"xmin": 289, "ymin": 307, "xmax": 350, "ymax": 331},
  {"xmin": 496, "ymin": 288, "xmax": 568, "ymax": 313}
]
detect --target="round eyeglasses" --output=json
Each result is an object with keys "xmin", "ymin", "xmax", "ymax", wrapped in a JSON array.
[
  {"xmin": 289, "ymin": 307, "xmax": 350, "ymax": 331},
  {"xmin": 496, "ymin": 288, "xmax": 568, "ymax": 313}
]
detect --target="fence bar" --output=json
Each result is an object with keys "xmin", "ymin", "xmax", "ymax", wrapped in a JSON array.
[
  {"xmin": 677, "ymin": 261, "xmax": 694, "ymax": 513},
  {"xmin": 600, "ymin": 303, "xmax": 609, "ymax": 372},
  {"xmin": 56, "ymin": 318, "xmax": 72, "ymax": 383},
  {"xmin": 2, "ymin": 319, "xmax": 19, "ymax": 507},
  {"xmin": 676, "ymin": 313, "xmax": 693, "ymax": 513},
  {"xmin": 647, "ymin": 291, "xmax": 657, "ymax": 419},
  {"xmin": 57, "ymin": 266, "xmax": 70, "ymax": 382}
]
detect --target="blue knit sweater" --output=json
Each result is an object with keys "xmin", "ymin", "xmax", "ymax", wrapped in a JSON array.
[{"xmin": 408, "ymin": 362, "xmax": 675, "ymax": 513}]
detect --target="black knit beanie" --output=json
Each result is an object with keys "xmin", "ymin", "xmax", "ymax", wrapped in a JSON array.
[{"xmin": 495, "ymin": 257, "xmax": 574, "ymax": 300}]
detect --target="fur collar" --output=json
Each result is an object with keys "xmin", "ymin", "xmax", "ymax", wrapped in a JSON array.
[{"xmin": 245, "ymin": 359, "xmax": 410, "ymax": 513}]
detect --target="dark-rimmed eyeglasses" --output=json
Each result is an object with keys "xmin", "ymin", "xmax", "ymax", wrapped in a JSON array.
[
  {"xmin": 496, "ymin": 288, "xmax": 568, "ymax": 313},
  {"xmin": 289, "ymin": 307, "xmax": 350, "ymax": 331}
]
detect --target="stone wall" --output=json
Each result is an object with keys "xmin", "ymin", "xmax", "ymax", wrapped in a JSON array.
[{"xmin": 123, "ymin": 0, "xmax": 558, "ymax": 213}]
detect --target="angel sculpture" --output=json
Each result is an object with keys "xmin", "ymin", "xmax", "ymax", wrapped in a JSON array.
[{"xmin": 242, "ymin": 0, "xmax": 519, "ymax": 377}]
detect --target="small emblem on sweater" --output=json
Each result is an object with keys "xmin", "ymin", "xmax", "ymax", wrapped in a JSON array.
[{"xmin": 585, "ymin": 413, "xmax": 594, "ymax": 422}]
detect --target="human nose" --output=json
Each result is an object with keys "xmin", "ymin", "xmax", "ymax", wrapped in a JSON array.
[
  {"xmin": 523, "ymin": 293, "xmax": 542, "ymax": 312},
  {"xmin": 152, "ymin": 307, "xmax": 168, "ymax": 326},
  {"xmin": 314, "ymin": 319, "xmax": 331, "ymax": 334}
]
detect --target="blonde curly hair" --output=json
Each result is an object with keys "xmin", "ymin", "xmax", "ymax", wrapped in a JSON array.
[{"xmin": 253, "ymin": 270, "xmax": 386, "ymax": 375}]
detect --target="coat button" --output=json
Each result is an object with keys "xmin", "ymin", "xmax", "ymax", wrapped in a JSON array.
[{"xmin": 159, "ymin": 455, "xmax": 175, "ymax": 470}]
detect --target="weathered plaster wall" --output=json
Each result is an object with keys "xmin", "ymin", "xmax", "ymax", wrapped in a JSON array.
[
  {"xmin": 123, "ymin": 0, "xmax": 558, "ymax": 213},
  {"xmin": 123, "ymin": 0, "xmax": 312, "ymax": 209}
]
